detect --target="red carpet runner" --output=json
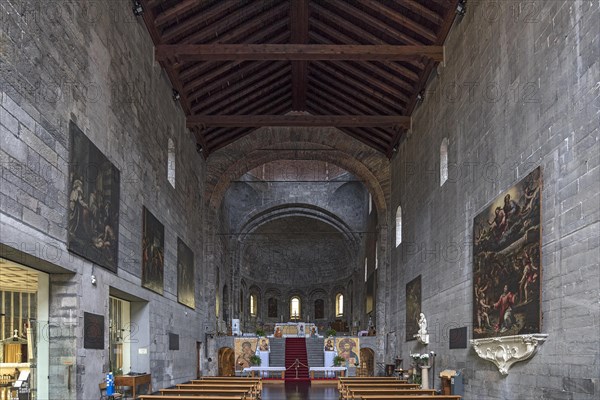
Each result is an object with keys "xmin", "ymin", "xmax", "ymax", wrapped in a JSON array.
[{"xmin": 284, "ymin": 338, "xmax": 310, "ymax": 381}]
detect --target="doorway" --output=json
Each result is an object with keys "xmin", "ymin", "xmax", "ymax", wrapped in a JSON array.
[
  {"xmin": 218, "ymin": 347, "xmax": 235, "ymax": 376},
  {"xmin": 359, "ymin": 348, "xmax": 375, "ymax": 376}
]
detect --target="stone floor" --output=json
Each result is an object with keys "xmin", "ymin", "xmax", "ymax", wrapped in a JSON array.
[{"xmin": 262, "ymin": 382, "xmax": 339, "ymax": 400}]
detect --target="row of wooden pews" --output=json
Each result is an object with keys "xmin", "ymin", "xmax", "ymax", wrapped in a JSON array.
[
  {"xmin": 139, "ymin": 377, "xmax": 262, "ymax": 400},
  {"xmin": 338, "ymin": 377, "xmax": 462, "ymax": 400}
]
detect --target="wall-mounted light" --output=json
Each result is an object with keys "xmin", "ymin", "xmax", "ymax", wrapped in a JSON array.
[
  {"xmin": 91, "ymin": 274, "xmax": 97, "ymax": 286},
  {"xmin": 456, "ymin": 0, "xmax": 467, "ymax": 16},
  {"xmin": 172, "ymin": 89, "xmax": 180, "ymax": 101},
  {"xmin": 196, "ymin": 144, "xmax": 203, "ymax": 154},
  {"xmin": 132, "ymin": 1, "xmax": 144, "ymax": 16},
  {"xmin": 416, "ymin": 90, "xmax": 425, "ymax": 104}
]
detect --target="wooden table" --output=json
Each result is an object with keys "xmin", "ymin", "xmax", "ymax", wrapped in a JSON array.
[{"xmin": 115, "ymin": 374, "xmax": 151, "ymax": 399}]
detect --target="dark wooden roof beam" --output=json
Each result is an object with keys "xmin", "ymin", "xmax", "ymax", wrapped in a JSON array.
[
  {"xmin": 360, "ymin": 0, "xmax": 438, "ymax": 43},
  {"xmin": 161, "ymin": 1, "xmax": 238, "ymax": 43},
  {"xmin": 182, "ymin": 1, "xmax": 284, "ymax": 45},
  {"xmin": 323, "ymin": 61, "xmax": 411, "ymax": 104},
  {"xmin": 306, "ymin": 98, "xmax": 391, "ymax": 149},
  {"xmin": 309, "ymin": 73, "xmax": 398, "ymax": 115},
  {"xmin": 154, "ymin": 0, "xmax": 202, "ymax": 28},
  {"xmin": 320, "ymin": 0, "xmax": 425, "ymax": 46},
  {"xmin": 290, "ymin": 0, "xmax": 309, "ymax": 111},
  {"xmin": 186, "ymin": 115, "xmax": 411, "ymax": 129},
  {"xmin": 191, "ymin": 64, "xmax": 290, "ymax": 114},
  {"xmin": 311, "ymin": 62, "xmax": 405, "ymax": 112},
  {"xmin": 402, "ymin": 0, "xmax": 444, "ymax": 25},
  {"xmin": 155, "ymin": 44, "xmax": 444, "ymax": 62},
  {"xmin": 214, "ymin": 82, "xmax": 292, "ymax": 116}
]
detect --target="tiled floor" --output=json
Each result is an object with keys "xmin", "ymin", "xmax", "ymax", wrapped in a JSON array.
[{"xmin": 262, "ymin": 382, "xmax": 339, "ymax": 400}]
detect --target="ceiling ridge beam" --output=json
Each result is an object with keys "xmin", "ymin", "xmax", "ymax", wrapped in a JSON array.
[
  {"xmin": 156, "ymin": 44, "xmax": 444, "ymax": 62},
  {"xmin": 290, "ymin": 0, "xmax": 309, "ymax": 111},
  {"xmin": 186, "ymin": 115, "xmax": 411, "ymax": 129}
]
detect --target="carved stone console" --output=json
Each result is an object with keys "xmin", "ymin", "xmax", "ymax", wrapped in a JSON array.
[{"xmin": 470, "ymin": 334, "xmax": 548, "ymax": 375}]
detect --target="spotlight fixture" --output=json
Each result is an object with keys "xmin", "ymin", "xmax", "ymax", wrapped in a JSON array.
[
  {"xmin": 132, "ymin": 1, "xmax": 144, "ymax": 16},
  {"xmin": 172, "ymin": 89, "xmax": 180, "ymax": 101},
  {"xmin": 456, "ymin": 0, "xmax": 467, "ymax": 16},
  {"xmin": 416, "ymin": 90, "xmax": 425, "ymax": 103},
  {"xmin": 392, "ymin": 145, "xmax": 399, "ymax": 153},
  {"xmin": 196, "ymin": 144, "xmax": 203, "ymax": 154}
]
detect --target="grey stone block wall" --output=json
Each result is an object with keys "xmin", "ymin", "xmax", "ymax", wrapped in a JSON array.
[
  {"xmin": 389, "ymin": 1, "xmax": 599, "ymax": 399},
  {"xmin": 1, "ymin": 1, "xmax": 209, "ymax": 398}
]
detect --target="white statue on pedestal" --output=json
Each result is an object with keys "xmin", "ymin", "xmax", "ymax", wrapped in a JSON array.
[
  {"xmin": 414, "ymin": 312, "xmax": 429, "ymax": 344},
  {"xmin": 418, "ymin": 313, "xmax": 427, "ymax": 335}
]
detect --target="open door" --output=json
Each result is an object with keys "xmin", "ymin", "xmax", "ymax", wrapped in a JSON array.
[
  {"xmin": 360, "ymin": 348, "xmax": 375, "ymax": 376},
  {"xmin": 218, "ymin": 347, "xmax": 235, "ymax": 376}
]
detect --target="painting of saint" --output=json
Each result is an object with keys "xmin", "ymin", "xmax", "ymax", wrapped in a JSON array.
[
  {"xmin": 405, "ymin": 275, "xmax": 421, "ymax": 341},
  {"xmin": 473, "ymin": 167, "xmax": 542, "ymax": 339},
  {"xmin": 234, "ymin": 339, "xmax": 257, "ymax": 371},
  {"xmin": 177, "ymin": 238, "xmax": 195, "ymax": 309},
  {"xmin": 258, "ymin": 338, "xmax": 270, "ymax": 351},
  {"xmin": 68, "ymin": 121, "xmax": 120, "ymax": 272},
  {"xmin": 142, "ymin": 207, "xmax": 164, "ymax": 294},
  {"xmin": 336, "ymin": 338, "xmax": 360, "ymax": 365}
]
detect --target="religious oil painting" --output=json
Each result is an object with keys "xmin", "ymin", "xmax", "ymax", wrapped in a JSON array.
[
  {"xmin": 234, "ymin": 338, "xmax": 258, "ymax": 371},
  {"xmin": 142, "ymin": 207, "xmax": 164, "ymax": 294},
  {"xmin": 405, "ymin": 275, "xmax": 421, "ymax": 341},
  {"xmin": 68, "ymin": 121, "xmax": 120, "ymax": 272},
  {"xmin": 473, "ymin": 167, "xmax": 542, "ymax": 339},
  {"xmin": 177, "ymin": 238, "xmax": 195, "ymax": 309},
  {"xmin": 336, "ymin": 337, "xmax": 360, "ymax": 365}
]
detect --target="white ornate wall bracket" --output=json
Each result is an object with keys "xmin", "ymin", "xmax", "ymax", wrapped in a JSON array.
[
  {"xmin": 470, "ymin": 334, "xmax": 548, "ymax": 375},
  {"xmin": 413, "ymin": 333, "xmax": 429, "ymax": 344}
]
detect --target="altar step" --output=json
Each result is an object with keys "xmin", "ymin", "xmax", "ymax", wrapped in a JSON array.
[
  {"xmin": 306, "ymin": 337, "xmax": 325, "ymax": 368},
  {"xmin": 285, "ymin": 338, "xmax": 310, "ymax": 381},
  {"xmin": 269, "ymin": 338, "xmax": 286, "ymax": 368}
]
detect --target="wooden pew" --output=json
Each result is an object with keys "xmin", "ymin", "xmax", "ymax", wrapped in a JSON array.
[
  {"xmin": 339, "ymin": 383, "xmax": 420, "ymax": 399},
  {"xmin": 347, "ymin": 389, "xmax": 436, "ymax": 399},
  {"xmin": 176, "ymin": 383, "xmax": 259, "ymax": 398},
  {"xmin": 140, "ymin": 396, "xmax": 244, "ymax": 400},
  {"xmin": 337, "ymin": 377, "xmax": 406, "ymax": 391},
  {"xmin": 359, "ymin": 396, "xmax": 462, "ymax": 400},
  {"xmin": 192, "ymin": 378, "xmax": 263, "ymax": 391},
  {"xmin": 160, "ymin": 388, "xmax": 253, "ymax": 399}
]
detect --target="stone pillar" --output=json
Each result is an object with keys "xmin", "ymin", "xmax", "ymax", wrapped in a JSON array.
[{"xmin": 420, "ymin": 365, "xmax": 431, "ymax": 389}]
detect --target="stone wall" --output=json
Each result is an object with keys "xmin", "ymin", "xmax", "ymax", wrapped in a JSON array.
[
  {"xmin": 389, "ymin": 1, "xmax": 599, "ymax": 398},
  {"xmin": 1, "ymin": 1, "xmax": 209, "ymax": 398}
]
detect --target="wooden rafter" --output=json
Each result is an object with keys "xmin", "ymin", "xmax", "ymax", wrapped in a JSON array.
[
  {"xmin": 155, "ymin": 44, "xmax": 444, "ymax": 62},
  {"xmin": 290, "ymin": 0, "xmax": 309, "ymax": 111},
  {"xmin": 186, "ymin": 115, "xmax": 411, "ymax": 129}
]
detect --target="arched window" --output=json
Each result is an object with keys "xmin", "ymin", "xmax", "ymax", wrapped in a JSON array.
[
  {"xmin": 250, "ymin": 294, "xmax": 257, "ymax": 317},
  {"xmin": 368, "ymin": 193, "xmax": 372, "ymax": 214},
  {"xmin": 440, "ymin": 137, "xmax": 448, "ymax": 186},
  {"xmin": 395, "ymin": 206, "xmax": 402, "ymax": 247},
  {"xmin": 290, "ymin": 296, "xmax": 301, "ymax": 320},
  {"xmin": 364, "ymin": 257, "xmax": 368, "ymax": 282},
  {"xmin": 335, "ymin": 293, "xmax": 344, "ymax": 317},
  {"xmin": 314, "ymin": 299, "xmax": 324, "ymax": 319},
  {"xmin": 167, "ymin": 138, "xmax": 176, "ymax": 188},
  {"xmin": 375, "ymin": 241, "xmax": 378, "ymax": 270},
  {"xmin": 268, "ymin": 298, "xmax": 278, "ymax": 318}
]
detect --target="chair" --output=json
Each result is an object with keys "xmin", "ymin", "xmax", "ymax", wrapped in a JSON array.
[{"xmin": 99, "ymin": 382, "xmax": 125, "ymax": 400}]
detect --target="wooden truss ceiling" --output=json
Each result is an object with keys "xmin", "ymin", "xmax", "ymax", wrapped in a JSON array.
[{"xmin": 140, "ymin": 0, "xmax": 460, "ymax": 157}]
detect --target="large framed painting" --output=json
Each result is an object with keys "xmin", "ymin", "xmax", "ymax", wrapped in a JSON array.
[
  {"xmin": 177, "ymin": 238, "xmax": 195, "ymax": 309},
  {"xmin": 336, "ymin": 337, "xmax": 360, "ymax": 365},
  {"xmin": 234, "ymin": 338, "xmax": 258, "ymax": 371},
  {"xmin": 473, "ymin": 166, "xmax": 542, "ymax": 339},
  {"xmin": 405, "ymin": 275, "xmax": 421, "ymax": 341},
  {"xmin": 68, "ymin": 121, "xmax": 120, "ymax": 272},
  {"xmin": 142, "ymin": 207, "xmax": 164, "ymax": 294}
]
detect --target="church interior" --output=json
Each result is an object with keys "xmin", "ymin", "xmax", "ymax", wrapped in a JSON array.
[{"xmin": 0, "ymin": 1, "xmax": 598, "ymax": 399}]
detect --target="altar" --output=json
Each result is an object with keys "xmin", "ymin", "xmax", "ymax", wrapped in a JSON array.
[{"xmin": 270, "ymin": 323, "xmax": 319, "ymax": 338}]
